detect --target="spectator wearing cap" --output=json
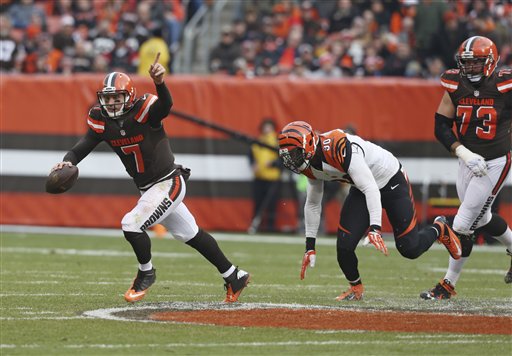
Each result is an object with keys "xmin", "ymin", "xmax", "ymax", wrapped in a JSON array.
[{"xmin": 209, "ymin": 25, "xmax": 241, "ymax": 74}]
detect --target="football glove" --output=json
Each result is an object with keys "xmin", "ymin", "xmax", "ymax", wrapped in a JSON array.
[
  {"xmin": 300, "ymin": 250, "xmax": 316, "ymax": 280},
  {"xmin": 455, "ymin": 145, "xmax": 487, "ymax": 177},
  {"xmin": 363, "ymin": 225, "xmax": 389, "ymax": 256}
]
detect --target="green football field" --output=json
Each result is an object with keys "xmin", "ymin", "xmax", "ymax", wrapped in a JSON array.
[{"xmin": 1, "ymin": 226, "xmax": 511, "ymax": 355}]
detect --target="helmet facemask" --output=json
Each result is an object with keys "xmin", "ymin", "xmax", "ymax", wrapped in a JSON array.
[
  {"xmin": 456, "ymin": 54, "xmax": 490, "ymax": 82},
  {"xmin": 97, "ymin": 89, "xmax": 132, "ymax": 118},
  {"xmin": 279, "ymin": 147, "xmax": 310, "ymax": 174}
]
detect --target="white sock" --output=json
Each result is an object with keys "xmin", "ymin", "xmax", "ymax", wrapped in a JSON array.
[
  {"xmin": 139, "ymin": 261, "xmax": 153, "ymax": 271},
  {"xmin": 444, "ymin": 256, "xmax": 468, "ymax": 286},
  {"xmin": 221, "ymin": 265, "xmax": 236, "ymax": 279},
  {"xmin": 493, "ymin": 227, "xmax": 512, "ymax": 251}
]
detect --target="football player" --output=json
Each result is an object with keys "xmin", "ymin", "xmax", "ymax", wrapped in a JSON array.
[
  {"xmin": 50, "ymin": 54, "xmax": 250, "ymax": 303},
  {"xmin": 278, "ymin": 121, "xmax": 462, "ymax": 300},
  {"xmin": 421, "ymin": 36, "xmax": 512, "ymax": 300}
]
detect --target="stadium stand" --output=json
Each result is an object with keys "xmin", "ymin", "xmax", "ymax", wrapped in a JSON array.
[{"xmin": 0, "ymin": 0, "xmax": 510, "ymax": 76}]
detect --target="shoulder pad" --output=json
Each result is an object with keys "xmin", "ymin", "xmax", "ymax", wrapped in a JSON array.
[
  {"xmin": 87, "ymin": 106, "xmax": 105, "ymax": 133},
  {"xmin": 440, "ymin": 69, "xmax": 460, "ymax": 93},
  {"xmin": 321, "ymin": 130, "xmax": 351, "ymax": 172},
  {"xmin": 496, "ymin": 69, "xmax": 512, "ymax": 93},
  {"xmin": 133, "ymin": 93, "xmax": 158, "ymax": 123}
]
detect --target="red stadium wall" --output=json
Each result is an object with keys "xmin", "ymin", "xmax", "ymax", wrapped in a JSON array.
[{"xmin": 1, "ymin": 75, "xmax": 510, "ymax": 232}]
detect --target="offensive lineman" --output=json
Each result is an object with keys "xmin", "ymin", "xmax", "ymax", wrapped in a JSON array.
[
  {"xmin": 421, "ymin": 36, "xmax": 512, "ymax": 299},
  {"xmin": 50, "ymin": 54, "xmax": 250, "ymax": 303},
  {"xmin": 278, "ymin": 121, "xmax": 462, "ymax": 300}
]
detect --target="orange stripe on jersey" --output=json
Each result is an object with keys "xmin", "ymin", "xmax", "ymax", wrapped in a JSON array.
[
  {"xmin": 169, "ymin": 176, "xmax": 182, "ymax": 201},
  {"xmin": 87, "ymin": 117, "xmax": 105, "ymax": 133},
  {"xmin": 321, "ymin": 131, "xmax": 348, "ymax": 172},
  {"xmin": 492, "ymin": 152, "xmax": 511, "ymax": 195},
  {"xmin": 135, "ymin": 94, "xmax": 157, "ymax": 123},
  {"xmin": 440, "ymin": 78, "xmax": 458, "ymax": 92},
  {"xmin": 497, "ymin": 79, "xmax": 512, "ymax": 93}
]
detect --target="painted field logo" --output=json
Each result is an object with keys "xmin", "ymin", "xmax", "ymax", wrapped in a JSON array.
[{"xmin": 82, "ymin": 302, "xmax": 512, "ymax": 335}]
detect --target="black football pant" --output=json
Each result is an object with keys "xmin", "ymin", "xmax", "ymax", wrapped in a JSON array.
[{"xmin": 336, "ymin": 169, "xmax": 439, "ymax": 282}]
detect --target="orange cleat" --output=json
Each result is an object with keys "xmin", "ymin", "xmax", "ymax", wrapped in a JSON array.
[
  {"xmin": 336, "ymin": 283, "xmax": 364, "ymax": 301},
  {"xmin": 434, "ymin": 216, "xmax": 462, "ymax": 260}
]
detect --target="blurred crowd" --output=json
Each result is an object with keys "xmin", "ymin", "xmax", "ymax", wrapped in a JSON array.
[
  {"xmin": 209, "ymin": 0, "xmax": 512, "ymax": 79},
  {"xmin": 0, "ymin": 0, "xmax": 203, "ymax": 75},
  {"xmin": 1, "ymin": 0, "xmax": 511, "ymax": 79}
]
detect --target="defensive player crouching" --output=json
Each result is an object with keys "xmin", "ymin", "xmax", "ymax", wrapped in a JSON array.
[{"xmin": 278, "ymin": 121, "xmax": 462, "ymax": 300}]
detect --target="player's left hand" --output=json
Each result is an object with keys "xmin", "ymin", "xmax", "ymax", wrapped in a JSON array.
[
  {"xmin": 300, "ymin": 250, "xmax": 316, "ymax": 280},
  {"xmin": 363, "ymin": 225, "xmax": 388, "ymax": 256},
  {"xmin": 149, "ymin": 52, "xmax": 165, "ymax": 84}
]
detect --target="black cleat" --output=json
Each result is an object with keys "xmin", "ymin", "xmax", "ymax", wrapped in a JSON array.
[
  {"xmin": 124, "ymin": 268, "xmax": 156, "ymax": 303},
  {"xmin": 420, "ymin": 279, "xmax": 456, "ymax": 300},
  {"xmin": 224, "ymin": 268, "xmax": 250, "ymax": 302}
]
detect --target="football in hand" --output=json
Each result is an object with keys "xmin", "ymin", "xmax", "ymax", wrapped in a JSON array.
[{"xmin": 45, "ymin": 165, "xmax": 79, "ymax": 194}]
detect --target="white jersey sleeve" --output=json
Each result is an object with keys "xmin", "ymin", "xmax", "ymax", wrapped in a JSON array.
[
  {"xmin": 304, "ymin": 178, "xmax": 324, "ymax": 238},
  {"xmin": 347, "ymin": 149, "xmax": 383, "ymax": 227}
]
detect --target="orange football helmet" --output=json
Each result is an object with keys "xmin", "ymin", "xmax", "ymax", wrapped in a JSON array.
[
  {"xmin": 455, "ymin": 36, "xmax": 499, "ymax": 82},
  {"xmin": 97, "ymin": 72, "xmax": 137, "ymax": 118},
  {"xmin": 278, "ymin": 121, "xmax": 319, "ymax": 173}
]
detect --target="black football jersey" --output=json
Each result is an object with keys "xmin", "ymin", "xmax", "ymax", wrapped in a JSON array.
[
  {"xmin": 86, "ymin": 93, "xmax": 178, "ymax": 188},
  {"xmin": 440, "ymin": 68, "xmax": 512, "ymax": 160}
]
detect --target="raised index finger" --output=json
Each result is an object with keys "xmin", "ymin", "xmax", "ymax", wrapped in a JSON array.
[{"xmin": 153, "ymin": 52, "xmax": 161, "ymax": 66}]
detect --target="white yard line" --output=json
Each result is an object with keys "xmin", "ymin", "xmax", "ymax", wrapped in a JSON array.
[
  {"xmin": 0, "ymin": 247, "xmax": 194, "ymax": 258},
  {"xmin": 0, "ymin": 339, "xmax": 502, "ymax": 350},
  {"xmin": 1, "ymin": 225, "xmax": 507, "ymax": 253}
]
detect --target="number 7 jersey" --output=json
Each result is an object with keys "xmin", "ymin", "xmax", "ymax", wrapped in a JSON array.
[
  {"xmin": 440, "ymin": 68, "xmax": 512, "ymax": 160},
  {"xmin": 86, "ymin": 93, "xmax": 177, "ymax": 189}
]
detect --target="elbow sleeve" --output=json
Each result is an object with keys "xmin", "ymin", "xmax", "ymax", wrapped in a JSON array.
[{"xmin": 434, "ymin": 112, "xmax": 458, "ymax": 152}]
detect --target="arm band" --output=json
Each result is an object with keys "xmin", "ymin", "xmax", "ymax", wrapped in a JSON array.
[{"xmin": 434, "ymin": 112, "xmax": 458, "ymax": 152}]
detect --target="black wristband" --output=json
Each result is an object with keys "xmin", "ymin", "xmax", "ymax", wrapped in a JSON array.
[
  {"xmin": 369, "ymin": 225, "xmax": 381, "ymax": 232},
  {"xmin": 305, "ymin": 237, "xmax": 316, "ymax": 251}
]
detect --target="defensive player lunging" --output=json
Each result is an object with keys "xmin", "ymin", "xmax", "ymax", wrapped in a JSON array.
[
  {"xmin": 278, "ymin": 121, "xmax": 462, "ymax": 300},
  {"xmin": 421, "ymin": 36, "xmax": 512, "ymax": 300},
  {"xmin": 50, "ymin": 54, "xmax": 250, "ymax": 303}
]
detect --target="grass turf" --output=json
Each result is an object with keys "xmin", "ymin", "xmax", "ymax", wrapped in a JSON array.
[{"xmin": 1, "ymin": 229, "xmax": 511, "ymax": 355}]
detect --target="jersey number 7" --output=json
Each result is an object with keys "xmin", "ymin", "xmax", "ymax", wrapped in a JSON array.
[{"xmin": 121, "ymin": 144, "xmax": 145, "ymax": 173}]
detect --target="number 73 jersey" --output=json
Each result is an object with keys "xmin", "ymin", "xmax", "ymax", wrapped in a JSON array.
[{"xmin": 441, "ymin": 68, "xmax": 512, "ymax": 160}]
